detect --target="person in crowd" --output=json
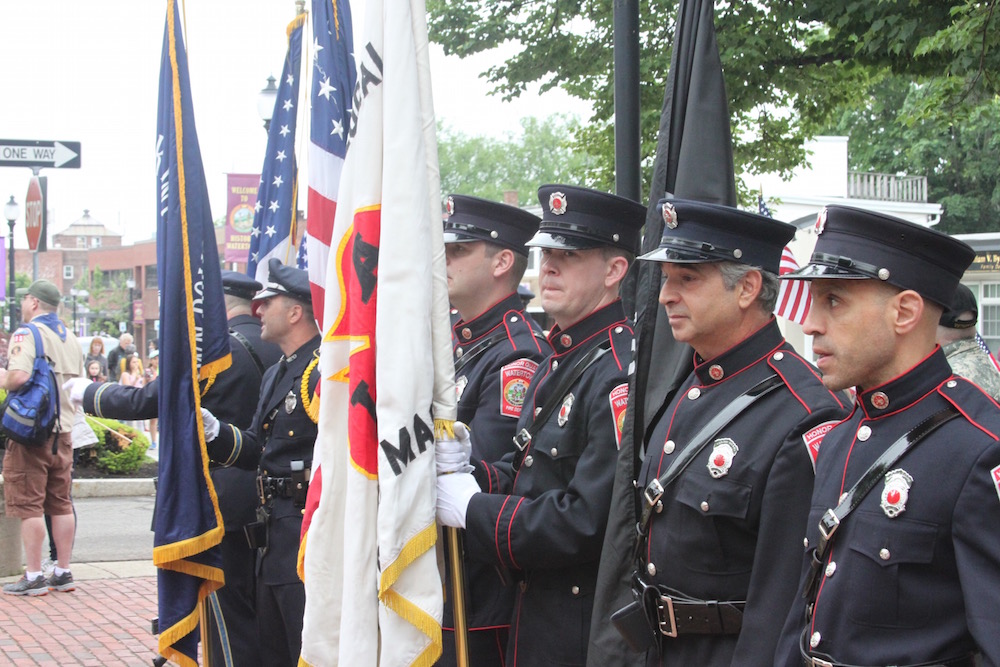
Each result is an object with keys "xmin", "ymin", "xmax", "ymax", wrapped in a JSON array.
[
  {"xmin": 775, "ymin": 206, "xmax": 1000, "ymax": 667},
  {"xmin": 85, "ymin": 337, "xmax": 108, "ymax": 379},
  {"xmin": 437, "ymin": 194, "xmax": 549, "ymax": 665},
  {"xmin": 200, "ymin": 260, "xmax": 319, "ymax": 667},
  {"xmin": 435, "ymin": 185, "xmax": 646, "ymax": 666},
  {"xmin": 144, "ymin": 351, "xmax": 159, "ymax": 448},
  {"xmin": 64, "ymin": 270, "xmax": 281, "ymax": 667},
  {"xmin": 85, "ymin": 359, "xmax": 105, "ymax": 383},
  {"xmin": 120, "ymin": 354, "xmax": 144, "ymax": 388},
  {"xmin": 1, "ymin": 280, "xmax": 84, "ymax": 596},
  {"xmin": 936, "ymin": 282, "xmax": 1000, "ymax": 401},
  {"xmin": 608, "ymin": 199, "xmax": 847, "ymax": 666},
  {"xmin": 106, "ymin": 332, "xmax": 134, "ymax": 382}
]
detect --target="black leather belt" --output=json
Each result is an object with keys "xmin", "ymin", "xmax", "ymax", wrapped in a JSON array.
[
  {"xmin": 257, "ymin": 475, "xmax": 296, "ymax": 502},
  {"xmin": 634, "ymin": 575, "xmax": 744, "ymax": 637}
]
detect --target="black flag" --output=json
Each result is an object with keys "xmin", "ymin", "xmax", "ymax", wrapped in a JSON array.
[{"xmin": 588, "ymin": 0, "xmax": 737, "ymax": 663}]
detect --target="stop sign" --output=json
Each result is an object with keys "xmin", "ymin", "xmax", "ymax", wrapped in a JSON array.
[{"xmin": 24, "ymin": 176, "xmax": 43, "ymax": 251}]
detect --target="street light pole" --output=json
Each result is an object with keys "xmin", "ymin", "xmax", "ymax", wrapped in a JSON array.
[
  {"xmin": 126, "ymin": 278, "xmax": 135, "ymax": 335},
  {"xmin": 256, "ymin": 75, "xmax": 278, "ymax": 131},
  {"xmin": 3, "ymin": 196, "xmax": 19, "ymax": 332}
]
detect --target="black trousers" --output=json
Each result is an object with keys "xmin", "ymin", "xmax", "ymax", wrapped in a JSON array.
[
  {"xmin": 257, "ymin": 577, "xmax": 306, "ymax": 667},
  {"xmin": 204, "ymin": 529, "xmax": 261, "ymax": 667}
]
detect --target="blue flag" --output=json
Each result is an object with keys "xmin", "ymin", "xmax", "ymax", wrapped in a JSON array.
[
  {"xmin": 154, "ymin": 1, "xmax": 231, "ymax": 664},
  {"xmin": 247, "ymin": 15, "xmax": 305, "ymax": 283}
]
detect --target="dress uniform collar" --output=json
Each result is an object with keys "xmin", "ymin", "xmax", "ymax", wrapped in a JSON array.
[
  {"xmin": 856, "ymin": 347, "xmax": 952, "ymax": 419},
  {"xmin": 547, "ymin": 300, "xmax": 627, "ymax": 355},
  {"xmin": 280, "ymin": 334, "xmax": 322, "ymax": 371},
  {"xmin": 452, "ymin": 293, "xmax": 525, "ymax": 346},
  {"xmin": 693, "ymin": 318, "xmax": 784, "ymax": 386}
]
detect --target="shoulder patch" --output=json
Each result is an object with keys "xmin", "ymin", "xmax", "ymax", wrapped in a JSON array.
[
  {"xmin": 609, "ymin": 382, "xmax": 629, "ymax": 448},
  {"xmin": 11, "ymin": 332, "xmax": 27, "ymax": 343},
  {"xmin": 802, "ymin": 420, "xmax": 839, "ymax": 470},
  {"xmin": 500, "ymin": 358, "xmax": 538, "ymax": 418},
  {"xmin": 991, "ymin": 464, "xmax": 1000, "ymax": 504}
]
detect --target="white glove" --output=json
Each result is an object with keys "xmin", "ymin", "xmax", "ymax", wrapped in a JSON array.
[
  {"xmin": 435, "ymin": 421, "xmax": 473, "ymax": 475},
  {"xmin": 436, "ymin": 472, "xmax": 480, "ymax": 528},
  {"xmin": 201, "ymin": 408, "xmax": 220, "ymax": 442},
  {"xmin": 62, "ymin": 378, "xmax": 92, "ymax": 409}
]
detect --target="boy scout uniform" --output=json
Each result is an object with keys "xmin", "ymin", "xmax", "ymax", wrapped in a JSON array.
[
  {"xmin": 630, "ymin": 200, "xmax": 848, "ymax": 666},
  {"xmin": 439, "ymin": 195, "xmax": 550, "ymax": 667},
  {"xmin": 775, "ymin": 206, "xmax": 1000, "ymax": 667},
  {"xmin": 461, "ymin": 185, "xmax": 646, "ymax": 667}
]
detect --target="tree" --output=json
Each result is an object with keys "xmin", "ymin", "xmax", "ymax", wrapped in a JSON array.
[{"xmin": 427, "ymin": 0, "xmax": 999, "ymax": 202}]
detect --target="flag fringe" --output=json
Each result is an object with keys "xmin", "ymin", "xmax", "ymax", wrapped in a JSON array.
[
  {"xmin": 433, "ymin": 418, "xmax": 454, "ymax": 440},
  {"xmin": 378, "ymin": 522, "xmax": 441, "ymax": 662},
  {"xmin": 157, "ymin": 578, "xmax": 220, "ymax": 667},
  {"xmin": 296, "ymin": 528, "xmax": 308, "ymax": 581},
  {"xmin": 153, "ymin": 525, "xmax": 226, "ymax": 567}
]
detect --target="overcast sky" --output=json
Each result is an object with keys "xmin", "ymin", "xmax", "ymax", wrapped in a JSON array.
[{"xmin": 0, "ymin": 0, "xmax": 589, "ymax": 246}]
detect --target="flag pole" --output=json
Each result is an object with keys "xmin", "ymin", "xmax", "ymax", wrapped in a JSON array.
[{"xmin": 445, "ymin": 527, "xmax": 470, "ymax": 667}]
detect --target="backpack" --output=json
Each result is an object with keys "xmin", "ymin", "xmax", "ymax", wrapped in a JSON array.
[{"xmin": 0, "ymin": 323, "xmax": 61, "ymax": 449}]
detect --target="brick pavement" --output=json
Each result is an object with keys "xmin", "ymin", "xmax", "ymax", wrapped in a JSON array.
[{"xmin": 0, "ymin": 573, "xmax": 162, "ymax": 666}]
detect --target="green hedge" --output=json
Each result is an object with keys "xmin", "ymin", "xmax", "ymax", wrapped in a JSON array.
[{"xmin": 79, "ymin": 418, "xmax": 151, "ymax": 475}]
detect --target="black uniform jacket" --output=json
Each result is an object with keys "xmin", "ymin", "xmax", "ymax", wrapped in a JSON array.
[
  {"xmin": 448, "ymin": 293, "xmax": 551, "ymax": 632},
  {"xmin": 638, "ymin": 319, "xmax": 847, "ymax": 666},
  {"xmin": 84, "ymin": 315, "xmax": 281, "ymax": 530},
  {"xmin": 207, "ymin": 334, "xmax": 321, "ymax": 585},
  {"xmin": 464, "ymin": 300, "xmax": 634, "ymax": 667},
  {"xmin": 776, "ymin": 349, "xmax": 1000, "ymax": 667}
]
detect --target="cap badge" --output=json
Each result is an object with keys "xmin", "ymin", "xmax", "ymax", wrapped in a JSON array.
[
  {"xmin": 881, "ymin": 469, "xmax": 913, "ymax": 518},
  {"xmin": 815, "ymin": 208, "xmax": 828, "ymax": 235},
  {"xmin": 707, "ymin": 438, "xmax": 738, "ymax": 478},
  {"xmin": 708, "ymin": 364, "xmax": 724, "ymax": 381},
  {"xmin": 870, "ymin": 391, "xmax": 890, "ymax": 410},
  {"xmin": 549, "ymin": 192, "xmax": 568, "ymax": 215},
  {"xmin": 557, "ymin": 393, "xmax": 575, "ymax": 427},
  {"xmin": 455, "ymin": 375, "xmax": 468, "ymax": 401},
  {"xmin": 662, "ymin": 202, "xmax": 678, "ymax": 229},
  {"xmin": 446, "ymin": 196, "xmax": 455, "ymax": 216}
]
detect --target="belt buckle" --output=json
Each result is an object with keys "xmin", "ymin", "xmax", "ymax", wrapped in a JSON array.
[
  {"xmin": 513, "ymin": 429, "xmax": 531, "ymax": 451},
  {"xmin": 818, "ymin": 509, "xmax": 840, "ymax": 541},
  {"xmin": 656, "ymin": 593, "xmax": 677, "ymax": 638},
  {"xmin": 807, "ymin": 658, "xmax": 833, "ymax": 667},
  {"xmin": 256, "ymin": 476, "xmax": 266, "ymax": 505},
  {"xmin": 644, "ymin": 478, "xmax": 664, "ymax": 507}
]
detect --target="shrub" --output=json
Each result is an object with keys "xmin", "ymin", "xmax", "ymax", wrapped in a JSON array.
[{"xmin": 80, "ymin": 417, "xmax": 150, "ymax": 475}]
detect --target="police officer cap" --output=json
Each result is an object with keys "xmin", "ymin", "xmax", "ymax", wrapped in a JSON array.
[
  {"xmin": 443, "ymin": 195, "xmax": 541, "ymax": 257},
  {"xmin": 637, "ymin": 199, "xmax": 795, "ymax": 274},
  {"xmin": 517, "ymin": 283, "xmax": 535, "ymax": 300},
  {"xmin": 528, "ymin": 185, "xmax": 646, "ymax": 254},
  {"xmin": 254, "ymin": 258, "xmax": 311, "ymax": 304},
  {"xmin": 221, "ymin": 270, "xmax": 263, "ymax": 301},
  {"xmin": 939, "ymin": 283, "xmax": 978, "ymax": 329},
  {"xmin": 784, "ymin": 205, "xmax": 974, "ymax": 308}
]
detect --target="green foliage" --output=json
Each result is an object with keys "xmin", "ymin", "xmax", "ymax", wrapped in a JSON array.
[{"xmin": 78, "ymin": 417, "xmax": 150, "ymax": 475}]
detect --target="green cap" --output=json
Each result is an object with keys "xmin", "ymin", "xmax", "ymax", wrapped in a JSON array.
[{"xmin": 27, "ymin": 280, "xmax": 62, "ymax": 307}]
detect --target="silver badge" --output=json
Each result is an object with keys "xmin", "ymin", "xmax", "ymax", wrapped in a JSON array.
[
  {"xmin": 815, "ymin": 207, "xmax": 828, "ymax": 235},
  {"xmin": 549, "ymin": 192, "xmax": 568, "ymax": 215},
  {"xmin": 707, "ymin": 438, "xmax": 739, "ymax": 478},
  {"xmin": 881, "ymin": 469, "xmax": 913, "ymax": 518},
  {"xmin": 557, "ymin": 393, "xmax": 574, "ymax": 427},
  {"xmin": 446, "ymin": 196, "xmax": 455, "ymax": 216},
  {"xmin": 285, "ymin": 390, "xmax": 297, "ymax": 414},
  {"xmin": 661, "ymin": 201, "xmax": 678, "ymax": 229},
  {"xmin": 455, "ymin": 375, "xmax": 468, "ymax": 402}
]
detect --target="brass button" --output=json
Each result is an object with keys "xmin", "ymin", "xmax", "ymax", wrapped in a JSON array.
[
  {"xmin": 455, "ymin": 348, "xmax": 463, "ymax": 357},
  {"xmin": 462, "ymin": 328, "xmax": 472, "ymax": 340},
  {"xmin": 687, "ymin": 388, "xmax": 701, "ymax": 400},
  {"xmin": 773, "ymin": 352, "xmax": 784, "ymax": 361},
  {"xmin": 288, "ymin": 431, "xmax": 294, "ymax": 436},
  {"xmin": 810, "ymin": 632, "xmax": 821, "ymax": 648},
  {"xmin": 552, "ymin": 360, "xmax": 559, "ymax": 370},
  {"xmin": 571, "ymin": 585, "xmax": 580, "ymax": 595},
  {"xmin": 879, "ymin": 548, "xmax": 890, "ymax": 561},
  {"xmin": 803, "ymin": 537, "xmax": 809, "ymax": 548},
  {"xmin": 560, "ymin": 334, "xmax": 572, "ymax": 347},
  {"xmin": 700, "ymin": 501, "xmax": 709, "ymax": 512},
  {"xmin": 857, "ymin": 425, "xmax": 872, "ymax": 441},
  {"xmin": 550, "ymin": 448, "xmax": 558, "ymax": 456}
]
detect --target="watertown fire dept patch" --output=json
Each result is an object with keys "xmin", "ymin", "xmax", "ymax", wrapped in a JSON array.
[
  {"xmin": 707, "ymin": 438, "xmax": 739, "ymax": 478},
  {"xmin": 991, "ymin": 464, "xmax": 1000, "ymax": 503},
  {"xmin": 499, "ymin": 359, "xmax": 538, "ymax": 418},
  {"xmin": 881, "ymin": 469, "xmax": 914, "ymax": 518},
  {"xmin": 609, "ymin": 383, "xmax": 629, "ymax": 448},
  {"xmin": 802, "ymin": 420, "xmax": 840, "ymax": 470}
]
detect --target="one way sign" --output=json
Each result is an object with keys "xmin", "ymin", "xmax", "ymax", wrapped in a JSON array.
[{"xmin": 0, "ymin": 139, "xmax": 81, "ymax": 169}]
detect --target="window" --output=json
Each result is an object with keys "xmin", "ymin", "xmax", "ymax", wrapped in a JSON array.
[
  {"xmin": 525, "ymin": 247, "xmax": 540, "ymax": 276},
  {"xmin": 977, "ymin": 282, "xmax": 1000, "ymax": 353},
  {"xmin": 91, "ymin": 237, "xmax": 101, "ymax": 248},
  {"xmin": 145, "ymin": 265, "xmax": 158, "ymax": 289},
  {"xmin": 63, "ymin": 265, "xmax": 74, "ymax": 280},
  {"xmin": 77, "ymin": 236, "xmax": 86, "ymax": 248}
]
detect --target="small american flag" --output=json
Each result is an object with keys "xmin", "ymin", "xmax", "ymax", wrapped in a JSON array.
[
  {"xmin": 760, "ymin": 195, "xmax": 812, "ymax": 324},
  {"xmin": 976, "ymin": 332, "xmax": 1000, "ymax": 375}
]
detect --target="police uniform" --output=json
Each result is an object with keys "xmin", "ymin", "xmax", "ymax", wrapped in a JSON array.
[
  {"xmin": 938, "ymin": 284, "xmax": 1000, "ymax": 402},
  {"xmin": 440, "ymin": 195, "xmax": 550, "ymax": 666},
  {"xmin": 630, "ymin": 200, "xmax": 849, "ymax": 666},
  {"xmin": 82, "ymin": 271, "xmax": 281, "ymax": 667},
  {"xmin": 460, "ymin": 185, "xmax": 646, "ymax": 667},
  {"xmin": 206, "ymin": 260, "xmax": 320, "ymax": 667},
  {"xmin": 774, "ymin": 206, "xmax": 1000, "ymax": 667}
]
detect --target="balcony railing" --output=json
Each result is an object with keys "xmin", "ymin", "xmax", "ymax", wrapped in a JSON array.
[{"xmin": 848, "ymin": 172, "xmax": 927, "ymax": 203}]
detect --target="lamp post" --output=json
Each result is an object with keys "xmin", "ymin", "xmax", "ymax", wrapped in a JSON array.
[
  {"xmin": 3, "ymin": 196, "xmax": 19, "ymax": 332},
  {"xmin": 125, "ymin": 278, "xmax": 135, "ymax": 334},
  {"xmin": 256, "ymin": 75, "xmax": 278, "ymax": 131},
  {"xmin": 70, "ymin": 288, "xmax": 89, "ymax": 336}
]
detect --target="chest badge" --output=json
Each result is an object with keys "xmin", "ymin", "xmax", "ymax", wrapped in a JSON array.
[
  {"xmin": 284, "ymin": 390, "xmax": 298, "ymax": 414},
  {"xmin": 881, "ymin": 469, "xmax": 913, "ymax": 518},
  {"xmin": 707, "ymin": 438, "xmax": 738, "ymax": 478},
  {"xmin": 455, "ymin": 375, "xmax": 468, "ymax": 402},
  {"xmin": 557, "ymin": 393, "xmax": 575, "ymax": 427}
]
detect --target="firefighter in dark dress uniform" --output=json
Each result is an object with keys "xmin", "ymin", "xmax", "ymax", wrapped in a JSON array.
[
  {"xmin": 65, "ymin": 271, "xmax": 281, "ymax": 667},
  {"xmin": 622, "ymin": 200, "xmax": 848, "ymax": 666},
  {"xmin": 438, "ymin": 195, "xmax": 550, "ymax": 666},
  {"xmin": 201, "ymin": 259, "xmax": 321, "ymax": 667},
  {"xmin": 436, "ymin": 185, "xmax": 646, "ymax": 667},
  {"xmin": 774, "ymin": 206, "xmax": 1000, "ymax": 667}
]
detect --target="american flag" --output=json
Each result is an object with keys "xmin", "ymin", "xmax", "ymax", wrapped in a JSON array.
[
  {"xmin": 247, "ymin": 17, "xmax": 305, "ymax": 283},
  {"xmin": 305, "ymin": 0, "xmax": 356, "ymax": 330},
  {"xmin": 976, "ymin": 332, "xmax": 1000, "ymax": 375},
  {"xmin": 760, "ymin": 194, "xmax": 812, "ymax": 324}
]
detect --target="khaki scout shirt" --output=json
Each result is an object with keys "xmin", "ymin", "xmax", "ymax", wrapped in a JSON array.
[{"xmin": 8, "ymin": 316, "xmax": 84, "ymax": 432}]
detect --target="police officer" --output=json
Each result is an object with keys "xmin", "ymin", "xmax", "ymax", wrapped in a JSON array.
[
  {"xmin": 202, "ymin": 259, "xmax": 320, "ymax": 667},
  {"xmin": 618, "ymin": 200, "xmax": 848, "ymax": 666},
  {"xmin": 936, "ymin": 283, "xmax": 1000, "ymax": 401},
  {"xmin": 439, "ymin": 195, "xmax": 550, "ymax": 666},
  {"xmin": 774, "ymin": 206, "xmax": 1000, "ymax": 666},
  {"xmin": 64, "ymin": 271, "xmax": 282, "ymax": 667},
  {"xmin": 436, "ymin": 185, "xmax": 646, "ymax": 667}
]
